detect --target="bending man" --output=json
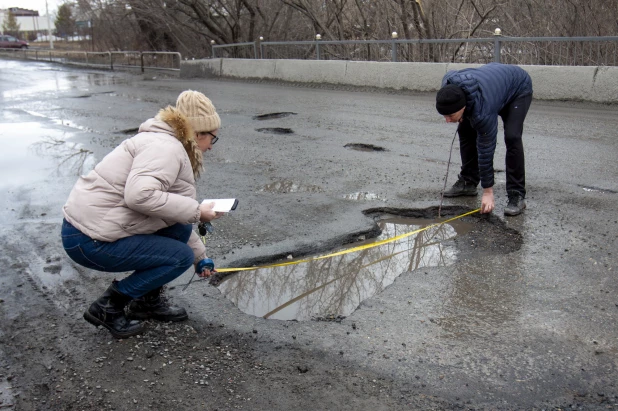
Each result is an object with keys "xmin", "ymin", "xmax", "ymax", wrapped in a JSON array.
[{"xmin": 435, "ymin": 62, "xmax": 533, "ymax": 216}]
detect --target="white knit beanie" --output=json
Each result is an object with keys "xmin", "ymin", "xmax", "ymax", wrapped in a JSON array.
[{"xmin": 176, "ymin": 90, "xmax": 221, "ymax": 133}]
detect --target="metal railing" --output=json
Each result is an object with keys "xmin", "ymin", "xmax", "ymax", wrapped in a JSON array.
[
  {"xmin": 212, "ymin": 35, "xmax": 618, "ymax": 66},
  {"xmin": 0, "ymin": 48, "xmax": 182, "ymax": 71}
]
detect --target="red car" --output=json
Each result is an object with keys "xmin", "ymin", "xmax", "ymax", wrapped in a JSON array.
[{"xmin": 0, "ymin": 35, "xmax": 28, "ymax": 49}]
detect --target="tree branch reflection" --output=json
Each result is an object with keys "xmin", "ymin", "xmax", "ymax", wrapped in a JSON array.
[
  {"xmin": 218, "ymin": 219, "xmax": 463, "ymax": 321},
  {"xmin": 31, "ymin": 136, "xmax": 94, "ymax": 176}
]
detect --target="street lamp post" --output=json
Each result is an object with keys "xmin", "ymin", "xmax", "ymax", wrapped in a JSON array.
[{"xmin": 45, "ymin": 0, "xmax": 53, "ymax": 49}]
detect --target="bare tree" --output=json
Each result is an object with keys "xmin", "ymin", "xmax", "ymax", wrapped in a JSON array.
[{"xmin": 72, "ymin": 0, "xmax": 618, "ymax": 62}]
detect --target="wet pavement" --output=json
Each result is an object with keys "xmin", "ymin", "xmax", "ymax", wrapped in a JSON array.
[{"xmin": 1, "ymin": 58, "xmax": 618, "ymax": 409}]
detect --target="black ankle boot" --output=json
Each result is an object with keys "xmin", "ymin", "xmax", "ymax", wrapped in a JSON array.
[
  {"xmin": 443, "ymin": 176, "xmax": 478, "ymax": 197},
  {"xmin": 83, "ymin": 282, "xmax": 144, "ymax": 339},
  {"xmin": 127, "ymin": 287, "xmax": 188, "ymax": 322},
  {"xmin": 504, "ymin": 192, "xmax": 526, "ymax": 216}
]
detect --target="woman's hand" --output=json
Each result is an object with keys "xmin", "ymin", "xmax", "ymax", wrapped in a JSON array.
[
  {"xmin": 199, "ymin": 202, "xmax": 224, "ymax": 222},
  {"xmin": 195, "ymin": 258, "xmax": 216, "ymax": 278},
  {"xmin": 481, "ymin": 187, "xmax": 495, "ymax": 214}
]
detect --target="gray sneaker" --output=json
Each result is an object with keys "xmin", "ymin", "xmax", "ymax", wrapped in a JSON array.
[
  {"xmin": 443, "ymin": 178, "xmax": 478, "ymax": 197},
  {"xmin": 504, "ymin": 193, "xmax": 526, "ymax": 216}
]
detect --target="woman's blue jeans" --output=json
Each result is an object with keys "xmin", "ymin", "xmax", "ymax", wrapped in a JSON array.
[{"xmin": 61, "ymin": 219, "xmax": 194, "ymax": 298}]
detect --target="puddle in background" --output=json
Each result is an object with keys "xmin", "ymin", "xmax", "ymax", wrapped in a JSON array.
[
  {"xmin": 256, "ymin": 128, "xmax": 294, "ymax": 134},
  {"xmin": 343, "ymin": 192, "xmax": 387, "ymax": 201},
  {"xmin": 253, "ymin": 112, "xmax": 297, "ymax": 120},
  {"xmin": 63, "ymin": 73, "xmax": 126, "ymax": 87},
  {"xmin": 580, "ymin": 185, "xmax": 617, "ymax": 194},
  {"xmin": 344, "ymin": 143, "xmax": 386, "ymax": 152},
  {"xmin": 119, "ymin": 127, "xmax": 139, "ymax": 135},
  {"xmin": 2, "ymin": 66, "xmax": 126, "ymax": 101},
  {"xmin": 0, "ymin": 122, "xmax": 94, "ymax": 188},
  {"xmin": 22, "ymin": 109, "xmax": 94, "ymax": 133},
  {"xmin": 218, "ymin": 216, "xmax": 473, "ymax": 321},
  {"xmin": 260, "ymin": 180, "xmax": 323, "ymax": 194}
]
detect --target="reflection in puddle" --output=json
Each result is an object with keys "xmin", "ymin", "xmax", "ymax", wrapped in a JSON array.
[
  {"xmin": 343, "ymin": 192, "xmax": 386, "ymax": 201},
  {"xmin": 260, "ymin": 180, "xmax": 323, "ymax": 194},
  {"xmin": 218, "ymin": 217, "xmax": 473, "ymax": 321},
  {"xmin": 32, "ymin": 136, "xmax": 95, "ymax": 175},
  {"xmin": 0, "ymin": 122, "xmax": 94, "ymax": 188}
]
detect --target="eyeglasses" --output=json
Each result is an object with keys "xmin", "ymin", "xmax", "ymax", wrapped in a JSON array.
[{"xmin": 206, "ymin": 131, "xmax": 218, "ymax": 145}]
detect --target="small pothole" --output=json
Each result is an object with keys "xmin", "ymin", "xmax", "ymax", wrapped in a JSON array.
[
  {"xmin": 256, "ymin": 128, "xmax": 294, "ymax": 135},
  {"xmin": 253, "ymin": 112, "xmax": 297, "ymax": 120},
  {"xmin": 343, "ymin": 192, "xmax": 386, "ymax": 201},
  {"xmin": 344, "ymin": 143, "xmax": 386, "ymax": 152},
  {"xmin": 260, "ymin": 180, "xmax": 323, "ymax": 193},
  {"xmin": 119, "ymin": 127, "xmax": 139, "ymax": 135},
  {"xmin": 579, "ymin": 185, "xmax": 617, "ymax": 194}
]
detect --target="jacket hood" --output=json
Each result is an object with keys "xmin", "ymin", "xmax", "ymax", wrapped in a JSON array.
[{"xmin": 139, "ymin": 106, "xmax": 203, "ymax": 177}]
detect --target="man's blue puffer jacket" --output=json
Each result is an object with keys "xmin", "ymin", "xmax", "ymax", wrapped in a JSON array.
[{"xmin": 441, "ymin": 63, "xmax": 533, "ymax": 189}]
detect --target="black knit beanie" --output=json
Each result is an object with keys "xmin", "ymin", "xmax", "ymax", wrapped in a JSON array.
[{"xmin": 436, "ymin": 84, "xmax": 466, "ymax": 115}]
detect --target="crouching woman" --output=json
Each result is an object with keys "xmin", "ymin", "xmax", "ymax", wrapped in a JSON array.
[{"xmin": 61, "ymin": 90, "xmax": 222, "ymax": 339}]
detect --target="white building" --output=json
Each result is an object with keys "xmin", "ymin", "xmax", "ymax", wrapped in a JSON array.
[{"xmin": 0, "ymin": 9, "xmax": 55, "ymax": 36}]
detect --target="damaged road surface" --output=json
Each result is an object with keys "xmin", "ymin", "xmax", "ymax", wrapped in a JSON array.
[{"xmin": 0, "ymin": 59, "xmax": 617, "ymax": 410}]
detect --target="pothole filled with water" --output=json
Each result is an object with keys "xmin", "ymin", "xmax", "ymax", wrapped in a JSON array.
[
  {"xmin": 253, "ymin": 112, "xmax": 297, "ymax": 120},
  {"xmin": 579, "ymin": 185, "xmax": 617, "ymax": 194},
  {"xmin": 217, "ymin": 215, "xmax": 473, "ymax": 321},
  {"xmin": 118, "ymin": 127, "xmax": 139, "ymax": 135},
  {"xmin": 344, "ymin": 143, "xmax": 386, "ymax": 152},
  {"xmin": 343, "ymin": 192, "xmax": 387, "ymax": 201},
  {"xmin": 256, "ymin": 127, "xmax": 294, "ymax": 134},
  {"xmin": 260, "ymin": 180, "xmax": 323, "ymax": 194}
]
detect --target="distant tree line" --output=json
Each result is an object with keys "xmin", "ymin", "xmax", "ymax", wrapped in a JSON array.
[{"xmin": 67, "ymin": 0, "xmax": 618, "ymax": 59}]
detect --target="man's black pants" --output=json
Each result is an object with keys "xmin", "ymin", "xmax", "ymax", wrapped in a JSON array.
[{"xmin": 457, "ymin": 93, "xmax": 532, "ymax": 197}]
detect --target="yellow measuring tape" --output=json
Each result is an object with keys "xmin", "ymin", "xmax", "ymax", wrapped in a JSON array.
[{"xmin": 215, "ymin": 208, "xmax": 480, "ymax": 273}]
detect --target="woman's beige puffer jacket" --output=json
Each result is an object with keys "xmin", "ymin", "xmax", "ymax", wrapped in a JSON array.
[{"xmin": 62, "ymin": 107, "xmax": 207, "ymax": 262}]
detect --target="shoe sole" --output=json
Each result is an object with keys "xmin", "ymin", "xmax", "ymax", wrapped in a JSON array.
[{"xmin": 83, "ymin": 311, "xmax": 144, "ymax": 339}]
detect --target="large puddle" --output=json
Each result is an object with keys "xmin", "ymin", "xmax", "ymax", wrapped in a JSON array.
[
  {"xmin": 217, "ymin": 216, "xmax": 473, "ymax": 321},
  {"xmin": 0, "ymin": 122, "xmax": 93, "ymax": 189},
  {"xmin": 2, "ymin": 62, "xmax": 127, "ymax": 101}
]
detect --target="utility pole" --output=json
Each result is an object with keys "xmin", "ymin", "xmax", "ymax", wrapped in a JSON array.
[{"xmin": 45, "ymin": 0, "xmax": 53, "ymax": 49}]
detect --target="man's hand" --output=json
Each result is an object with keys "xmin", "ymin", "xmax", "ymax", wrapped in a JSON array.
[{"xmin": 481, "ymin": 187, "xmax": 495, "ymax": 214}]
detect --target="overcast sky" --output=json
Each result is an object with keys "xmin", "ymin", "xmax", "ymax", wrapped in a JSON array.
[{"xmin": 0, "ymin": 0, "xmax": 63, "ymax": 15}]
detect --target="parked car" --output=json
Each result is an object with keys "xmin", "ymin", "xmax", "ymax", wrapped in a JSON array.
[{"xmin": 0, "ymin": 35, "xmax": 28, "ymax": 49}]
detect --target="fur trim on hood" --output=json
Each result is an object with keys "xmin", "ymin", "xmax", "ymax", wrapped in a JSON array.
[{"xmin": 156, "ymin": 106, "xmax": 203, "ymax": 177}]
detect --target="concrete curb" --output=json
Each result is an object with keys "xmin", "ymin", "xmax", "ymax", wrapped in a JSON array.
[{"xmin": 180, "ymin": 58, "xmax": 618, "ymax": 103}]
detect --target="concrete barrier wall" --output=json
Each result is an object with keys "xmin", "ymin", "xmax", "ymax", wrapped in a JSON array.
[
  {"xmin": 182, "ymin": 59, "xmax": 221, "ymax": 77},
  {"xmin": 223, "ymin": 59, "xmax": 278, "ymax": 80},
  {"xmin": 274, "ymin": 60, "xmax": 348, "ymax": 84},
  {"xmin": 523, "ymin": 65, "xmax": 597, "ymax": 101},
  {"xmin": 180, "ymin": 58, "xmax": 618, "ymax": 103},
  {"xmin": 591, "ymin": 66, "xmax": 618, "ymax": 103}
]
